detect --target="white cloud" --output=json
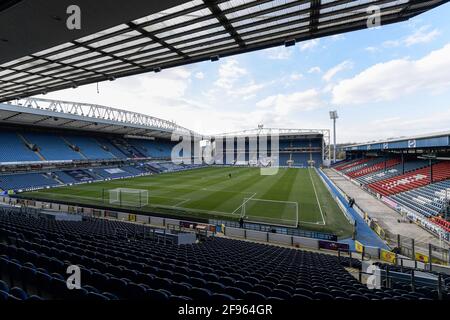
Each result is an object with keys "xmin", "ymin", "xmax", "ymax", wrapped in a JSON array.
[
  {"xmin": 323, "ymin": 60, "xmax": 353, "ymax": 82},
  {"xmin": 228, "ymin": 81, "xmax": 266, "ymax": 100},
  {"xmin": 365, "ymin": 46, "xmax": 380, "ymax": 53},
  {"xmin": 404, "ymin": 25, "xmax": 440, "ymax": 46},
  {"xmin": 207, "ymin": 59, "xmax": 266, "ymax": 100},
  {"xmin": 300, "ymin": 39, "xmax": 319, "ymax": 51},
  {"xmin": 264, "ymin": 47, "xmax": 292, "ymax": 60},
  {"xmin": 214, "ymin": 58, "xmax": 247, "ymax": 89},
  {"xmin": 382, "ymin": 40, "xmax": 400, "ymax": 48},
  {"xmin": 256, "ymin": 89, "xmax": 323, "ymax": 115},
  {"xmin": 195, "ymin": 72, "xmax": 204, "ymax": 79},
  {"xmin": 308, "ymin": 66, "xmax": 322, "ymax": 74},
  {"xmin": 382, "ymin": 25, "xmax": 440, "ymax": 48},
  {"xmin": 290, "ymin": 73, "xmax": 303, "ymax": 81},
  {"xmin": 332, "ymin": 44, "xmax": 450, "ymax": 105}
]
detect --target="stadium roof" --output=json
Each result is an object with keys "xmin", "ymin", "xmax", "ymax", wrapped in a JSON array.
[
  {"xmin": 213, "ymin": 127, "xmax": 328, "ymax": 138},
  {"xmin": 0, "ymin": 97, "xmax": 197, "ymax": 139},
  {"xmin": 343, "ymin": 130, "xmax": 450, "ymax": 151},
  {"xmin": 0, "ymin": 0, "xmax": 448, "ymax": 102}
]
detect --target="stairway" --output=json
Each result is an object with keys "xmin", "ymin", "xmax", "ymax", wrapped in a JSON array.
[
  {"xmin": 61, "ymin": 136, "xmax": 87, "ymax": 159},
  {"xmin": 17, "ymin": 133, "xmax": 46, "ymax": 161}
]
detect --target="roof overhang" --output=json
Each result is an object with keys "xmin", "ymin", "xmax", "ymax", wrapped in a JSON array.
[
  {"xmin": 0, "ymin": 0, "xmax": 448, "ymax": 102},
  {"xmin": 210, "ymin": 128, "xmax": 328, "ymax": 140},
  {"xmin": 0, "ymin": 97, "xmax": 198, "ymax": 139},
  {"xmin": 343, "ymin": 130, "xmax": 450, "ymax": 151}
]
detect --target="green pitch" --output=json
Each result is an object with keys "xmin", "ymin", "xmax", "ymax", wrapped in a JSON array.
[{"xmin": 22, "ymin": 167, "xmax": 353, "ymax": 238}]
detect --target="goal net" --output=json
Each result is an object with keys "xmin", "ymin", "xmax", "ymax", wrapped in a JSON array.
[
  {"xmin": 108, "ymin": 188, "xmax": 148, "ymax": 207},
  {"xmin": 241, "ymin": 198, "xmax": 298, "ymax": 227}
]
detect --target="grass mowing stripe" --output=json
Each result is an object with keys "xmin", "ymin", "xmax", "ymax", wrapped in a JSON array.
[{"xmin": 21, "ymin": 167, "xmax": 354, "ymax": 238}]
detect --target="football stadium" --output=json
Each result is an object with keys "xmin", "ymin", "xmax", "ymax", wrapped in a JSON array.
[{"xmin": 1, "ymin": 0, "xmax": 450, "ymax": 310}]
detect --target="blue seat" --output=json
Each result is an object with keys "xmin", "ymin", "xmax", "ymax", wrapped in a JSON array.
[
  {"xmin": 102, "ymin": 292, "xmax": 119, "ymax": 300},
  {"xmin": 83, "ymin": 285, "xmax": 100, "ymax": 294},
  {"xmin": 189, "ymin": 277, "xmax": 207, "ymax": 287},
  {"xmin": 349, "ymin": 294, "xmax": 370, "ymax": 301},
  {"xmin": 108, "ymin": 277, "xmax": 128, "ymax": 296},
  {"xmin": 243, "ymin": 291, "xmax": 266, "ymax": 300},
  {"xmin": 234, "ymin": 280, "xmax": 253, "ymax": 292},
  {"xmin": 8, "ymin": 261, "xmax": 22, "ymax": 286},
  {"xmin": 207, "ymin": 281, "xmax": 225, "ymax": 294},
  {"xmin": 189, "ymin": 287, "xmax": 211, "ymax": 300},
  {"xmin": 86, "ymin": 292, "xmax": 109, "ymax": 300},
  {"xmin": 314, "ymin": 292, "xmax": 334, "ymax": 300},
  {"xmin": 9, "ymin": 287, "xmax": 28, "ymax": 300},
  {"xmin": 51, "ymin": 278, "xmax": 69, "ymax": 298},
  {"xmin": 211, "ymin": 293, "xmax": 235, "ymax": 301},
  {"xmin": 0, "ymin": 280, "xmax": 8, "ymax": 293},
  {"xmin": 127, "ymin": 282, "xmax": 147, "ymax": 299},
  {"xmin": 292, "ymin": 294, "xmax": 313, "ymax": 301},
  {"xmin": 35, "ymin": 271, "xmax": 52, "ymax": 295},
  {"xmin": 146, "ymin": 289, "xmax": 169, "ymax": 301},
  {"xmin": 334, "ymin": 296, "xmax": 351, "ymax": 301},
  {"xmin": 223, "ymin": 286, "xmax": 245, "ymax": 299},
  {"xmin": 170, "ymin": 282, "xmax": 191, "ymax": 297}
]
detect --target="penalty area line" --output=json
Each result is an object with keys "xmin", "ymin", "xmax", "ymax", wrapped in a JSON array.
[{"xmin": 231, "ymin": 192, "xmax": 257, "ymax": 215}]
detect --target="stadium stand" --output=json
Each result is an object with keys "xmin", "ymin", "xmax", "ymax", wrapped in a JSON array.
[
  {"xmin": 63, "ymin": 135, "xmax": 116, "ymax": 160},
  {"xmin": 368, "ymin": 162, "xmax": 450, "ymax": 196},
  {"xmin": 372, "ymin": 262, "xmax": 450, "ymax": 299},
  {"xmin": 90, "ymin": 168, "xmax": 133, "ymax": 179},
  {"xmin": 341, "ymin": 158, "xmax": 384, "ymax": 174},
  {"xmin": 0, "ymin": 165, "xmax": 152, "ymax": 191},
  {"xmin": 335, "ymin": 158, "xmax": 371, "ymax": 172},
  {"xmin": 278, "ymin": 137, "xmax": 323, "ymax": 167},
  {"xmin": 356, "ymin": 160, "xmax": 429, "ymax": 185},
  {"xmin": 390, "ymin": 180, "xmax": 450, "ymax": 218},
  {"xmin": 0, "ymin": 131, "xmax": 40, "ymax": 163},
  {"xmin": 110, "ymin": 138, "xmax": 147, "ymax": 158},
  {"xmin": 347, "ymin": 158, "xmax": 401, "ymax": 179},
  {"xmin": 2, "ymin": 209, "xmax": 447, "ymax": 301},
  {"xmin": 22, "ymin": 132, "xmax": 84, "ymax": 161},
  {"xmin": 128, "ymin": 139, "xmax": 174, "ymax": 158},
  {"xmin": 0, "ymin": 173, "xmax": 59, "ymax": 190},
  {"xmin": 431, "ymin": 217, "xmax": 450, "ymax": 233},
  {"xmin": 53, "ymin": 171, "xmax": 80, "ymax": 185},
  {"xmin": 95, "ymin": 139, "xmax": 129, "ymax": 159}
]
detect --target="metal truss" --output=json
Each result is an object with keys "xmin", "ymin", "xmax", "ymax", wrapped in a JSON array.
[{"xmin": 8, "ymin": 97, "xmax": 195, "ymax": 135}]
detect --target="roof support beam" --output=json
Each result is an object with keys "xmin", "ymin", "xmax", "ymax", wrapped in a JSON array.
[
  {"xmin": 2, "ymin": 112, "xmax": 21, "ymax": 121},
  {"xmin": 72, "ymin": 40, "xmax": 145, "ymax": 70},
  {"xmin": 204, "ymin": 0, "xmax": 246, "ymax": 48},
  {"xmin": 126, "ymin": 22, "xmax": 190, "ymax": 60},
  {"xmin": 32, "ymin": 116, "xmax": 52, "ymax": 124},
  {"xmin": 29, "ymin": 54, "xmax": 110, "ymax": 79},
  {"xmin": 309, "ymin": 0, "xmax": 321, "ymax": 34}
]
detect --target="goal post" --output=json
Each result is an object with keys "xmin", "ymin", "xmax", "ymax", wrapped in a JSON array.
[
  {"xmin": 240, "ymin": 198, "xmax": 298, "ymax": 227},
  {"xmin": 108, "ymin": 188, "xmax": 148, "ymax": 207}
]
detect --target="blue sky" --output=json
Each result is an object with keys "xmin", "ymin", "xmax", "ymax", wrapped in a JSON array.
[{"xmin": 40, "ymin": 3, "xmax": 450, "ymax": 143}]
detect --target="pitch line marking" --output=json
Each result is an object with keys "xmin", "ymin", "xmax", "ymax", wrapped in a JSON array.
[
  {"xmin": 308, "ymin": 168, "xmax": 326, "ymax": 225},
  {"xmin": 173, "ymin": 198, "xmax": 190, "ymax": 207},
  {"xmin": 231, "ymin": 192, "xmax": 257, "ymax": 215}
]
